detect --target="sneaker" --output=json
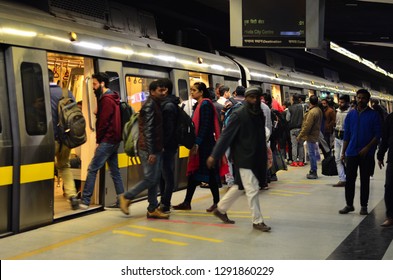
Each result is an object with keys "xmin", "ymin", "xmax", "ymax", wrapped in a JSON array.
[
  {"xmin": 333, "ymin": 181, "xmax": 346, "ymax": 187},
  {"xmin": 290, "ymin": 161, "xmax": 298, "ymax": 167},
  {"xmin": 253, "ymin": 222, "xmax": 271, "ymax": 232},
  {"xmin": 297, "ymin": 162, "xmax": 305, "ymax": 167},
  {"xmin": 79, "ymin": 203, "xmax": 89, "ymax": 210},
  {"xmin": 359, "ymin": 207, "xmax": 368, "ymax": 215},
  {"xmin": 172, "ymin": 202, "xmax": 191, "ymax": 210},
  {"xmin": 119, "ymin": 194, "xmax": 131, "ymax": 215},
  {"xmin": 306, "ymin": 172, "xmax": 318, "ymax": 179},
  {"xmin": 213, "ymin": 209, "xmax": 235, "ymax": 224},
  {"xmin": 70, "ymin": 196, "xmax": 80, "ymax": 210},
  {"xmin": 147, "ymin": 208, "xmax": 169, "ymax": 219},
  {"xmin": 339, "ymin": 205, "xmax": 355, "ymax": 214},
  {"xmin": 206, "ymin": 204, "xmax": 217, "ymax": 212}
]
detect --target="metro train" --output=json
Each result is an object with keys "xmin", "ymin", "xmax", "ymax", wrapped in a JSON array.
[{"xmin": 0, "ymin": 0, "xmax": 392, "ymax": 237}]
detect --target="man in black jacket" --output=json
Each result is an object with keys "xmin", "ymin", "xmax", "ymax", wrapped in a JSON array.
[
  {"xmin": 158, "ymin": 78, "xmax": 180, "ymax": 213},
  {"xmin": 377, "ymin": 112, "xmax": 393, "ymax": 227},
  {"xmin": 206, "ymin": 86, "xmax": 271, "ymax": 232},
  {"xmin": 120, "ymin": 80, "xmax": 168, "ymax": 218}
]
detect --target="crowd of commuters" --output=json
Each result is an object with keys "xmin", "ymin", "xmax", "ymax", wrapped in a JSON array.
[{"xmin": 52, "ymin": 74, "xmax": 391, "ymax": 229}]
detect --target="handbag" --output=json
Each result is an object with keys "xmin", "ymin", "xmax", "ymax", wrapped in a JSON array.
[
  {"xmin": 321, "ymin": 155, "xmax": 338, "ymax": 176},
  {"xmin": 270, "ymin": 150, "xmax": 287, "ymax": 174}
]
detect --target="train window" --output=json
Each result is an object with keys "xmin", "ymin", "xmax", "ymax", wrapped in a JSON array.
[
  {"xmin": 21, "ymin": 62, "xmax": 47, "ymax": 135},
  {"xmin": 106, "ymin": 71, "xmax": 120, "ymax": 93},
  {"xmin": 178, "ymin": 79, "xmax": 188, "ymax": 101},
  {"xmin": 125, "ymin": 75, "xmax": 155, "ymax": 113}
]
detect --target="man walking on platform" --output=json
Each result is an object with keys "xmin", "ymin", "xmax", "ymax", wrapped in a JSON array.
[
  {"xmin": 206, "ymin": 86, "xmax": 270, "ymax": 232},
  {"xmin": 339, "ymin": 89, "xmax": 381, "ymax": 216},
  {"xmin": 119, "ymin": 80, "xmax": 168, "ymax": 218}
]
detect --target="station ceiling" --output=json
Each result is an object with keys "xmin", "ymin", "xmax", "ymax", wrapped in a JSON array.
[{"xmin": 124, "ymin": 0, "xmax": 393, "ymax": 91}]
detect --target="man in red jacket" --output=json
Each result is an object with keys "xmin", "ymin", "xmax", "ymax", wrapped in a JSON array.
[{"xmin": 80, "ymin": 72, "xmax": 124, "ymax": 209}]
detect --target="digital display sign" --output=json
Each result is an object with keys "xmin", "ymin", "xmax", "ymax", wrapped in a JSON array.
[
  {"xmin": 241, "ymin": 0, "xmax": 306, "ymax": 47},
  {"xmin": 230, "ymin": 0, "xmax": 324, "ymax": 49}
]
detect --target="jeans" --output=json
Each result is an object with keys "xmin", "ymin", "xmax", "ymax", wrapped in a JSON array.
[
  {"xmin": 82, "ymin": 142, "xmax": 124, "ymax": 205},
  {"xmin": 345, "ymin": 155, "xmax": 372, "ymax": 207},
  {"xmin": 159, "ymin": 149, "xmax": 176, "ymax": 209},
  {"xmin": 307, "ymin": 142, "xmax": 318, "ymax": 172},
  {"xmin": 334, "ymin": 138, "xmax": 346, "ymax": 182},
  {"xmin": 124, "ymin": 149, "xmax": 162, "ymax": 212}
]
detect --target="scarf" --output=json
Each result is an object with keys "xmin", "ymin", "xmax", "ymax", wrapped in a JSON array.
[{"xmin": 186, "ymin": 98, "xmax": 222, "ymax": 175}]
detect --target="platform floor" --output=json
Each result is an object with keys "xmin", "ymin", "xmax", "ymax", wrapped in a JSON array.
[{"xmin": 1, "ymin": 161, "xmax": 392, "ymax": 260}]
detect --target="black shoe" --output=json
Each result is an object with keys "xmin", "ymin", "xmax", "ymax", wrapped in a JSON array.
[
  {"xmin": 270, "ymin": 174, "xmax": 278, "ymax": 182},
  {"xmin": 253, "ymin": 222, "xmax": 271, "ymax": 232},
  {"xmin": 213, "ymin": 209, "xmax": 235, "ymax": 224},
  {"xmin": 306, "ymin": 171, "xmax": 318, "ymax": 179},
  {"xmin": 359, "ymin": 207, "xmax": 368, "ymax": 215},
  {"xmin": 172, "ymin": 202, "xmax": 191, "ymax": 210},
  {"xmin": 339, "ymin": 205, "xmax": 355, "ymax": 214},
  {"xmin": 70, "ymin": 196, "xmax": 79, "ymax": 210}
]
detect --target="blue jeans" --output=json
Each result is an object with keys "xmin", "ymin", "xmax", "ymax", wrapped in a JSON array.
[
  {"xmin": 124, "ymin": 149, "xmax": 162, "ymax": 212},
  {"xmin": 82, "ymin": 142, "xmax": 124, "ymax": 205},
  {"xmin": 307, "ymin": 142, "xmax": 318, "ymax": 172},
  {"xmin": 159, "ymin": 149, "xmax": 177, "ymax": 209}
]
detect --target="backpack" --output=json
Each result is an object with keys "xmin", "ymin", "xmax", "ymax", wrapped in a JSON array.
[
  {"xmin": 123, "ymin": 112, "xmax": 139, "ymax": 157},
  {"xmin": 119, "ymin": 100, "xmax": 133, "ymax": 134},
  {"xmin": 175, "ymin": 104, "xmax": 196, "ymax": 149},
  {"xmin": 57, "ymin": 89, "xmax": 86, "ymax": 148},
  {"xmin": 223, "ymin": 101, "xmax": 243, "ymax": 129}
]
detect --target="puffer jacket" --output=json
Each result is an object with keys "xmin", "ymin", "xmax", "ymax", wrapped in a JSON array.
[{"xmin": 138, "ymin": 96, "xmax": 163, "ymax": 154}]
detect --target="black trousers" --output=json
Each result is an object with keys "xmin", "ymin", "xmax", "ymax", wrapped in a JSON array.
[
  {"xmin": 345, "ymin": 155, "xmax": 373, "ymax": 207},
  {"xmin": 184, "ymin": 171, "xmax": 220, "ymax": 205},
  {"xmin": 384, "ymin": 163, "xmax": 393, "ymax": 219}
]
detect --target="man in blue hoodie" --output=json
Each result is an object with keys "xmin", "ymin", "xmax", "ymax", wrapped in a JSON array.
[
  {"xmin": 339, "ymin": 89, "xmax": 381, "ymax": 215},
  {"xmin": 80, "ymin": 72, "xmax": 124, "ymax": 209}
]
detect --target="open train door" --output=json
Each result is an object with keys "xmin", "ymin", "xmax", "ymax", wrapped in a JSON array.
[{"xmin": 5, "ymin": 47, "xmax": 54, "ymax": 232}]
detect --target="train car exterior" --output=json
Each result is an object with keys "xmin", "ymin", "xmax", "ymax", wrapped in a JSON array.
[{"xmin": 0, "ymin": 0, "xmax": 392, "ymax": 237}]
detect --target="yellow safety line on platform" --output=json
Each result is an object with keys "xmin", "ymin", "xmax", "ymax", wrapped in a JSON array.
[
  {"xmin": 0, "ymin": 165, "xmax": 12, "ymax": 186},
  {"xmin": 152, "ymin": 238, "xmax": 188, "ymax": 246},
  {"xmin": 6, "ymin": 219, "xmax": 142, "ymax": 260},
  {"xmin": 268, "ymin": 192, "xmax": 294, "ymax": 197},
  {"xmin": 174, "ymin": 212, "xmax": 255, "ymax": 219},
  {"xmin": 272, "ymin": 189, "xmax": 311, "ymax": 195},
  {"xmin": 128, "ymin": 225, "xmax": 223, "ymax": 243},
  {"xmin": 113, "ymin": 230, "xmax": 145, "ymax": 237}
]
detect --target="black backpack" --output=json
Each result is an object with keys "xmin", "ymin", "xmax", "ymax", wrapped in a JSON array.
[
  {"xmin": 57, "ymin": 89, "xmax": 87, "ymax": 148},
  {"xmin": 175, "ymin": 104, "xmax": 196, "ymax": 149},
  {"xmin": 119, "ymin": 100, "xmax": 133, "ymax": 134}
]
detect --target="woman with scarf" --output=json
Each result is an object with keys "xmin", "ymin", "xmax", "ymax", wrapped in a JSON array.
[{"xmin": 173, "ymin": 82, "xmax": 221, "ymax": 212}]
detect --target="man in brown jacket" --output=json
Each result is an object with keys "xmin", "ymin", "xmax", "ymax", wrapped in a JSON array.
[
  {"xmin": 297, "ymin": 95, "xmax": 323, "ymax": 179},
  {"xmin": 321, "ymin": 98, "xmax": 336, "ymax": 149}
]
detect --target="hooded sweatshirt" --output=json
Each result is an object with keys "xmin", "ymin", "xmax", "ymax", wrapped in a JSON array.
[{"xmin": 96, "ymin": 90, "xmax": 122, "ymax": 144}]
